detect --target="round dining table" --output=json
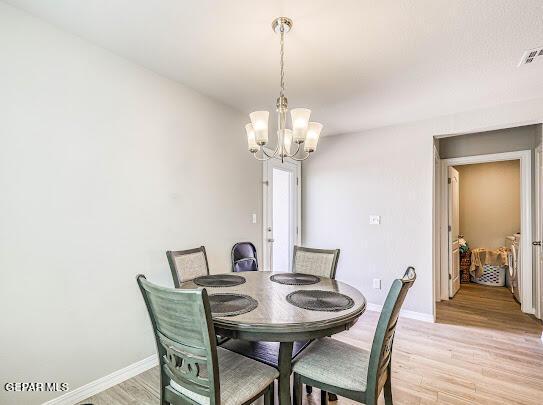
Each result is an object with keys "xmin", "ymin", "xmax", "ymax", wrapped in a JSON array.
[{"xmin": 180, "ymin": 271, "xmax": 367, "ymax": 405}]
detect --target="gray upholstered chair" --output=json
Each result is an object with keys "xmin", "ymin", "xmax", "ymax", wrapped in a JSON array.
[
  {"xmin": 166, "ymin": 246, "xmax": 230, "ymax": 345},
  {"xmin": 137, "ymin": 275, "xmax": 278, "ymax": 405},
  {"xmin": 167, "ymin": 246, "xmax": 209, "ymax": 287},
  {"xmin": 292, "ymin": 245, "xmax": 340, "ymax": 399},
  {"xmin": 292, "ymin": 267, "xmax": 416, "ymax": 405},
  {"xmin": 292, "ymin": 246, "xmax": 340, "ymax": 279}
]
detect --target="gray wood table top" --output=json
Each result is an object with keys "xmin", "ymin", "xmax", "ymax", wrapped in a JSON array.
[{"xmin": 180, "ymin": 271, "xmax": 367, "ymax": 339}]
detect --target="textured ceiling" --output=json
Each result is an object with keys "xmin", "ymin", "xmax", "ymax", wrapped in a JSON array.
[{"xmin": 5, "ymin": 0, "xmax": 543, "ymax": 135}]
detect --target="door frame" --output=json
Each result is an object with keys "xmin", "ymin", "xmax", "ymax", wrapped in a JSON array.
[
  {"xmin": 432, "ymin": 144, "xmax": 441, "ymax": 315},
  {"xmin": 439, "ymin": 150, "xmax": 533, "ymax": 314},
  {"xmin": 261, "ymin": 157, "xmax": 302, "ymax": 271},
  {"xmin": 535, "ymin": 144, "xmax": 542, "ymax": 319}
]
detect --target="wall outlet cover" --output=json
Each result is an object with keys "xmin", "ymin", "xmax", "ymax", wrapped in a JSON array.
[
  {"xmin": 373, "ymin": 278, "xmax": 381, "ymax": 289},
  {"xmin": 369, "ymin": 215, "xmax": 381, "ymax": 225}
]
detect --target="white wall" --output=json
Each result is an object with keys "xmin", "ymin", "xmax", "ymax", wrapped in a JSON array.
[
  {"xmin": 0, "ymin": 3, "xmax": 260, "ymax": 404},
  {"xmin": 302, "ymin": 100, "xmax": 543, "ymax": 317},
  {"xmin": 456, "ymin": 160, "xmax": 520, "ymax": 249}
]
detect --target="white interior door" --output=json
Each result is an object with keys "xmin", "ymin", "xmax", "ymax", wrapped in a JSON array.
[
  {"xmin": 263, "ymin": 159, "xmax": 301, "ymax": 272},
  {"xmin": 448, "ymin": 166, "xmax": 461, "ymax": 297}
]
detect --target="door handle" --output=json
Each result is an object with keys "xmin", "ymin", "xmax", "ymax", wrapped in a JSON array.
[
  {"xmin": 533, "ymin": 241, "xmax": 541, "ymax": 246},
  {"xmin": 267, "ymin": 238, "xmax": 275, "ymax": 243}
]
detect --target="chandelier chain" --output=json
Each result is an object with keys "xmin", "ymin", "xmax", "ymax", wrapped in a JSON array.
[{"xmin": 280, "ymin": 29, "xmax": 285, "ymax": 98}]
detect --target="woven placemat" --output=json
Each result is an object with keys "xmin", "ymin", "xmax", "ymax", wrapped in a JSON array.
[
  {"xmin": 270, "ymin": 272, "xmax": 320, "ymax": 285},
  {"xmin": 209, "ymin": 293, "xmax": 258, "ymax": 316},
  {"xmin": 286, "ymin": 290, "xmax": 354, "ymax": 312},
  {"xmin": 193, "ymin": 274, "xmax": 246, "ymax": 287}
]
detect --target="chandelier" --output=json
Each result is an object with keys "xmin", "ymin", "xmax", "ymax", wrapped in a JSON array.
[{"xmin": 245, "ymin": 17, "xmax": 323, "ymax": 162}]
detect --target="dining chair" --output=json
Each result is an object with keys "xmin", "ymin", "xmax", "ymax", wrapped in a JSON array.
[
  {"xmin": 166, "ymin": 246, "xmax": 209, "ymax": 287},
  {"xmin": 136, "ymin": 275, "xmax": 278, "ymax": 405},
  {"xmin": 231, "ymin": 242, "xmax": 258, "ymax": 272},
  {"xmin": 292, "ymin": 246, "xmax": 340, "ymax": 278},
  {"xmin": 166, "ymin": 246, "xmax": 230, "ymax": 345},
  {"xmin": 292, "ymin": 245, "xmax": 340, "ymax": 399},
  {"xmin": 292, "ymin": 267, "xmax": 416, "ymax": 405}
]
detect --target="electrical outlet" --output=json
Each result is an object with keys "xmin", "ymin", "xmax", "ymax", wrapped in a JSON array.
[
  {"xmin": 373, "ymin": 278, "xmax": 381, "ymax": 289},
  {"xmin": 369, "ymin": 215, "xmax": 381, "ymax": 225}
]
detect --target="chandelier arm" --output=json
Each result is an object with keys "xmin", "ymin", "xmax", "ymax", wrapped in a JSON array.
[
  {"xmin": 262, "ymin": 143, "xmax": 281, "ymax": 159},
  {"xmin": 283, "ymin": 142, "xmax": 301, "ymax": 158},
  {"xmin": 288, "ymin": 151, "xmax": 312, "ymax": 161},
  {"xmin": 252, "ymin": 151, "xmax": 273, "ymax": 161}
]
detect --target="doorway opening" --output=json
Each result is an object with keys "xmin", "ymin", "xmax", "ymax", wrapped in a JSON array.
[
  {"xmin": 448, "ymin": 160, "xmax": 522, "ymax": 304},
  {"xmin": 262, "ymin": 158, "xmax": 301, "ymax": 272},
  {"xmin": 441, "ymin": 151, "xmax": 532, "ymax": 314}
]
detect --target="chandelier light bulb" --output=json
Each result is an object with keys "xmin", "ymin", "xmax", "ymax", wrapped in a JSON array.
[
  {"xmin": 304, "ymin": 122, "xmax": 323, "ymax": 152},
  {"xmin": 245, "ymin": 123, "xmax": 259, "ymax": 152},
  {"xmin": 281, "ymin": 129, "xmax": 293, "ymax": 156},
  {"xmin": 249, "ymin": 111, "xmax": 270, "ymax": 145},
  {"xmin": 290, "ymin": 108, "xmax": 311, "ymax": 143}
]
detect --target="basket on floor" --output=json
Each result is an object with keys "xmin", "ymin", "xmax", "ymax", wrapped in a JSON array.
[
  {"xmin": 460, "ymin": 250, "xmax": 471, "ymax": 284},
  {"xmin": 471, "ymin": 264, "xmax": 506, "ymax": 287}
]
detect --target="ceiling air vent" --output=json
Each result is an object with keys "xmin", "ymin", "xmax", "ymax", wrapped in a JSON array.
[{"xmin": 518, "ymin": 46, "xmax": 543, "ymax": 66}]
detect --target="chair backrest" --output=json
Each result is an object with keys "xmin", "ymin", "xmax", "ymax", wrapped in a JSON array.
[
  {"xmin": 231, "ymin": 242, "xmax": 258, "ymax": 272},
  {"xmin": 136, "ymin": 275, "xmax": 220, "ymax": 404},
  {"xmin": 292, "ymin": 246, "xmax": 340, "ymax": 279},
  {"xmin": 365, "ymin": 267, "xmax": 416, "ymax": 404},
  {"xmin": 166, "ymin": 246, "xmax": 209, "ymax": 287}
]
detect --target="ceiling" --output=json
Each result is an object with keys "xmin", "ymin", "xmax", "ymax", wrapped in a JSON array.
[{"xmin": 6, "ymin": 0, "xmax": 543, "ymax": 135}]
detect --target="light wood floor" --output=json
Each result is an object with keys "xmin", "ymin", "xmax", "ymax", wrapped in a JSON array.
[{"xmin": 80, "ymin": 284, "xmax": 543, "ymax": 405}]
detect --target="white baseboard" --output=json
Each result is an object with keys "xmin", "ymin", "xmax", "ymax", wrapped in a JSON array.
[
  {"xmin": 366, "ymin": 302, "xmax": 435, "ymax": 323},
  {"xmin": 43, "ymin": 354, "xmax": 158, "ymax": 405}
]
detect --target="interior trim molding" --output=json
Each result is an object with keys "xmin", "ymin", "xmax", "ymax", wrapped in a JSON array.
[
  {"xmin": 43, "ymin": 354, "xmax": 158, "ymax": 405},
  {"xmin": 366, "ymin": 302, "xmax": 435, "ymax": 323}
]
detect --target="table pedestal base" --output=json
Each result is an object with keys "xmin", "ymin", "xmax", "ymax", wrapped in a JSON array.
[{"xmin": 278, "ymin": 342, "xmax": 294, "ymax": 405}]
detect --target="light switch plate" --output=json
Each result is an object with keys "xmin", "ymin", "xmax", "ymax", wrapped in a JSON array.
[
  {"xmin": 369, "ymin": 215, "xmax": 381, "ymax": 225},
  {"xmin": 373, "ymin": 279, "xmax": 381, "ymax": 289},
  {"xmin": 252, "ymin": 213, "xmax": 257, "ymax": 224}
]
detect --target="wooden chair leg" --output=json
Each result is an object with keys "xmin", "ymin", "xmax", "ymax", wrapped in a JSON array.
[
  {"xmin": 384, "ymin": 373, "xmax": 393, "ymax": 405},
  {"xmin": 264, "ymin": 383, "xmax": 274, "ymax": 405},
  {"xmin": 320, "ymin": 389, "xmax": 328, "ymax": 405},
  {"xmin": 328, "ymin": 393, "xmax": 338, "ymax": 401},
  {"xmin": 293, "ymin": 373, "xmax": 302, "ymax": 405},
  {"xmin": 306, "ymin": 385, "xmax": 313, "ymax": 394},
  {"xmin": 160, "ymin": 370, "xmax": 168, "ymax": 405}
]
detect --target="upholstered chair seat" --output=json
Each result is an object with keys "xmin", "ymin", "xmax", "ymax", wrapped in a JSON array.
[
  {"xmin": 170, "ymin": 347, "xmax": 279, "ymax": 405},
  {"xmin": 292, "ymin": 338, "xmax": 370, "ymax": 393}
]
